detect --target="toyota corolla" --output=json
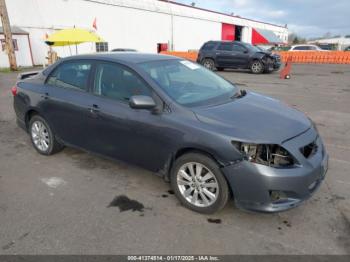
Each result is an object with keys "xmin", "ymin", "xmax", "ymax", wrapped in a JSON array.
[{"xmin": 13, "ymin": 53, "xmax": 328, "ymax": 214}]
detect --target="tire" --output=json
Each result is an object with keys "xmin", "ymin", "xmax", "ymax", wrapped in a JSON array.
[
  {"xmin": 250, "ymin": 60, "xmax": 264, "ymax": 74},
  {"xmin": 202, "ymin": 58, "xmax": 215, "ymax": 71},
  {"xmin": 170, "ymin": 153, "xmax": 230, "ymax": 214},
  {"xmin": 29, "ymin": 115, "xmax": 63, "ymax": 155},
  {"xmin": 217, "ymin": 67, "xmax": 224, "ymax": 71},
  {"xmin": 264, "ymin": 60, "xmax": 274, "ymax": 74}
]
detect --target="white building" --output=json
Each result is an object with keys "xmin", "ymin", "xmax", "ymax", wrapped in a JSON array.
[
  {"xmin": 3, "ymin": 0, "xmax": 288, "ymax": 66},
  {"xmin": 0, "ymin": 26, "xmax": 33, "ymax": 68},
  {"xmin": 308, "ymin": 36, "xmax": 350, "ymax": 50}
]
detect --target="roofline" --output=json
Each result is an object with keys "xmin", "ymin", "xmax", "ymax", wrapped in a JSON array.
[
  {"xmin": 159, "ymin": 0, "xmax": 286, "ymax": 29},
  {"xmin": 58, "ymin": 52, "xmax": 180, "ymax": 63}
]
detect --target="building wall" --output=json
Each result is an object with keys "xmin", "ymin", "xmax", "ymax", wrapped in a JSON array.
[
  {"xmin": 5, "ymin": 0, "xmax": 288, "ymax": 65},
  {"xmin": 308, "ymin": 37, "xmax": 350, "ymax": 50},
  {"xmin": 0, "ymin": 34, "xmax": 33, "ymax": 67},
  {"xmin": 172, "ymin": 16, "xmax": 221, "ymax": 51}
]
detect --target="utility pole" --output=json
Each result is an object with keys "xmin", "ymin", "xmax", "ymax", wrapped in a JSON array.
[{"xmin": 0, "ymin": 0, "xmax": 17, "ymax": 70}]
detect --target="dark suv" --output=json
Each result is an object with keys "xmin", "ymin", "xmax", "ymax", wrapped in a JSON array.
[{"xmin": 197, "ymin": 41, "xmax": 281, "ymax": 74}]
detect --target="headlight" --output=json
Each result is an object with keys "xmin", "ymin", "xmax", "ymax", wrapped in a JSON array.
[
  {"xmin": 308, "ymin": 117, "xmax": 319, "ymax": 133},
  {"xmin": 232, "ymin": 142, "xmax": 297, "ymax": 168}
]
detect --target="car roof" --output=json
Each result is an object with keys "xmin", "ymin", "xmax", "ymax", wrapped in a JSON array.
[
  {"xmin": 206, "ymin": 40, "xmax": 243, "ymax": 44},
  {"xmin": 61, "ymin": 52, "xmax": 179, "ymax": 64},
  {"xmin": 291, "ymin": 44, "xmax": 318, "ymax": 47}
]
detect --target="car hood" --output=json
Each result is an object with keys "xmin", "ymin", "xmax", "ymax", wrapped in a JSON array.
[{"xmin": 192, "ymin": 92, "xmax": 311, "ymax": 144}]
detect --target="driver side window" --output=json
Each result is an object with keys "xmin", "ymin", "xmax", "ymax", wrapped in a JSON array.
[
  {"xmin": 93, "ymin": 62, "xmax": 151, "ymax": 102},
  {"xmin": 232, "ymin": 44, "xmax": 247, "ymax": 53}
]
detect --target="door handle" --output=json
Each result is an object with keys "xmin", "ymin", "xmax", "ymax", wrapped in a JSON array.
[
  {"xmin": 88, "ymin": 104, "xmax": 100, "ymax": 114},
  {"xmin": 41, "ymin": 92, "xmax": 49, "ymax": 100}
]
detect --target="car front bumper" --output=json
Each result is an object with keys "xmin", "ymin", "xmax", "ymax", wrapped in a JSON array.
[
  {"xmin": 273, "ymin": 61, "xmax": 281, "ymax": 70},
  {"xmin": 221, "ymin": 127, "xmax": 328, "ymax": 213}
]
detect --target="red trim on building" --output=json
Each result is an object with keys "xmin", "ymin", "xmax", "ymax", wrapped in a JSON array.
[
  {"xmin": 252, "ymin": 28, "xmax": 269, "ymax": 45},
  {"xmin": 221, "ymin": 23, "xmax": 235, "ymax": 41}
]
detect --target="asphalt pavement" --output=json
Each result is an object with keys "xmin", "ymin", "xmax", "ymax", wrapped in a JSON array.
[{"xmin": 0, "ymin": 64, "xmax": 349, "ymax": 254}]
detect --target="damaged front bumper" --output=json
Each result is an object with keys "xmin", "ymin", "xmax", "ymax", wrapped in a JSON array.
[{"xmin": 221, "ymin": 127, "xmax": 328, "ymax": 213}]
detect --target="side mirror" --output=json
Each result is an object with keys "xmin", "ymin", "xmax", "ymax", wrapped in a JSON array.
[
  {"xmin": 129, "ymin": 95, "xmax": 156, "ymax": 110},
  {"xmin": 243, "ymin": 49, "xmax": 249, "ymax": 54}
]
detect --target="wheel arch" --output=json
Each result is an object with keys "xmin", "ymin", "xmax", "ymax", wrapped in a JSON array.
[
  {"xmin": 25, "ymin": 109, "xmax": 40, "ymax": 131},
  {"xmin": 168, "ymin": 147, "xmax": 234, "ymax": 198},
  {"xmin": 164, "ymin": 146, "xmax": 226, "ymax": 181},
  {"xmin": 201, "ymin": 56, "xmax": 215, "ymax": 65}
]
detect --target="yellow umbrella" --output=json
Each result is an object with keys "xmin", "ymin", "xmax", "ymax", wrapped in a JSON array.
[{"xmin": 45, "ymin": 28, "xmax": 104, "ymax": 46}]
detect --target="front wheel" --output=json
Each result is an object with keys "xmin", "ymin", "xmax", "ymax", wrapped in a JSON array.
[
  {"xmin": 250, "ymin": 60, "xmax": 264, "ymax": 74},
  {"xmin": 29, "ymin": 115, "xmax": 63, "ymax": 155},
  {"xmin": 170, "ymin": 153, "xmax": 230, "ymax": 214}
]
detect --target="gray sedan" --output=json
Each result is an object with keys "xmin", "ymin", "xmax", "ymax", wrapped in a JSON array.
[{"xmin": 13, "ymin": 53, "xmax": 328, "ymax": 213}]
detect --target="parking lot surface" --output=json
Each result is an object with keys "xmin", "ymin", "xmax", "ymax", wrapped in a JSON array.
[{"xmin": 0, "ymin": 64, "xmax": 349, "ymax": 254}]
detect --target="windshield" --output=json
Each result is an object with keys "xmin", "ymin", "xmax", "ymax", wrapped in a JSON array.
[{"xmin": 139, "ymin": 60, "xmax": 237, "ymax": 107}]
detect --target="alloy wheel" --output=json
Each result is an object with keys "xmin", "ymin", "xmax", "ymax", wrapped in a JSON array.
[
  {"xmin": 203, "ymin": 59, "xmax": 214, "ymax": 70},
  {"xmin": 176, "ymin": 162, "xmax": 219, "ymax": 207},
  {"xmin": 31, "ymin": 120, "xmax": 50, "ymax": 152},
  {"xmin": 251, "ymin": 61, "xmax": 263, "ymax": 73}
]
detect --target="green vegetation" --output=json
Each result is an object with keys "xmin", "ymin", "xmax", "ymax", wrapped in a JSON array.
[
  {"xmin": 0, "ymin": 67, "xmax": 11, "ymax": 73},
  {"xmin": 0, "ymin": 66, "xmax": 41, "ymax": 73}
]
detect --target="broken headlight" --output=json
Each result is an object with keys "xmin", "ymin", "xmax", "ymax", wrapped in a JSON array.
[
  {"xmin": 308, "ymin": 117, "xmax": 319, "ymax": 133},
  {"xmin": 232, "ymin": 142, "xmax": 297, "ymax": 168}
]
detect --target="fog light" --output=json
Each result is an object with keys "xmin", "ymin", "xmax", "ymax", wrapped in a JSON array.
[
  {"xmin": 270, "ymin": 190, "xmax": 288, "ymax": 201},
  {"xmin": 308, "ymin": 181, "xmax": 317, "ymax": 191}
]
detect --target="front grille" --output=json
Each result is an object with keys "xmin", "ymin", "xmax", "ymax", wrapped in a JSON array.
[{"xmin": 300, "ymin": 140, "xmax": 318, "ymax": 158}]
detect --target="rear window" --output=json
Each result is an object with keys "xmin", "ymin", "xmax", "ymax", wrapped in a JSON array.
[
  {"xmin": 47, "ymin": 61, "xmax": 92, "ymax": 91},
  {"xmin": 217, "ymin": 43, "xmax": 233, "ymax": 51},
  {"xmin": 201, "ymin": 42, "xmax": 216, "ymax": 51}
]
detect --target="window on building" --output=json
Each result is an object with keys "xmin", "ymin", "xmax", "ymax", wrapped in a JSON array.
[
  {"xmin": 93, "ymin": 62, "xmax": 151, "ymax": 102},
  {"xmin": 96, "ymin": 42, "xmax": 109, "ymax": 52},
  {"xmin": 47, "ymin": 61, "xmax": 92, "ymax": 91},
  {"xmin": 1, "ymin": 39, "xmax": 19, "ymax": 51}
]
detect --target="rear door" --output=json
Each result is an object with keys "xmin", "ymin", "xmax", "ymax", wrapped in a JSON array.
[
  {"xmin": 42, "ymin": 60, "xmax": 96, "ymax": 148},
  {"xmin": 215, "ymin": 42, "xmax": 236, "ymax": 67}
]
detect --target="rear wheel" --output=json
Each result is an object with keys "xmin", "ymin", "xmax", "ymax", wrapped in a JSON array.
[
  {"xmin": 170, "ymin": 153, "xmax": 229, "ymax": 214},
  {"xmin": 29, "ymin": 115, "xmax": 63, "ymax": 155},
  {"xmin": 202, "ymin": 58, "xmax": 215, "ymax": 71},
  {"xmin": 250, "ymin": 60, "xmax": 264, "ymax": 74}
]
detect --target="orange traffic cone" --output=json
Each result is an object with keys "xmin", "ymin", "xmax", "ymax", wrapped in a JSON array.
[{"xmin": 280, "ymin": 57, "xmax": 292, "ymax": 79}]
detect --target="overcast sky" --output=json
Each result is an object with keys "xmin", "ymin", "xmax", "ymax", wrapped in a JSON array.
[{"xmin": 174, "ymin": 0, "xmax": 350, "ymax": 38}]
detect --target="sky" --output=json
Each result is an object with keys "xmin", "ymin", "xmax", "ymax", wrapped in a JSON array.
[{"xmin": 174, "ymin": 0, "xmax": 350, "ymax": 38}]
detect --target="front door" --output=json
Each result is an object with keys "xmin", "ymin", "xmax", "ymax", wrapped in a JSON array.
[
  {"xmin": 230, "ymin": 43, "xmax": 250, "ymax": 68},
  {"xmin": 86, "ymin": 61, "xmax": 171, "ymax": 171}
]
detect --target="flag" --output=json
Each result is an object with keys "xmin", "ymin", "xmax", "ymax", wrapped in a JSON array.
[{"xmin": 92, "ymin": 18, "xmax": 97, "ymax": 30}]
